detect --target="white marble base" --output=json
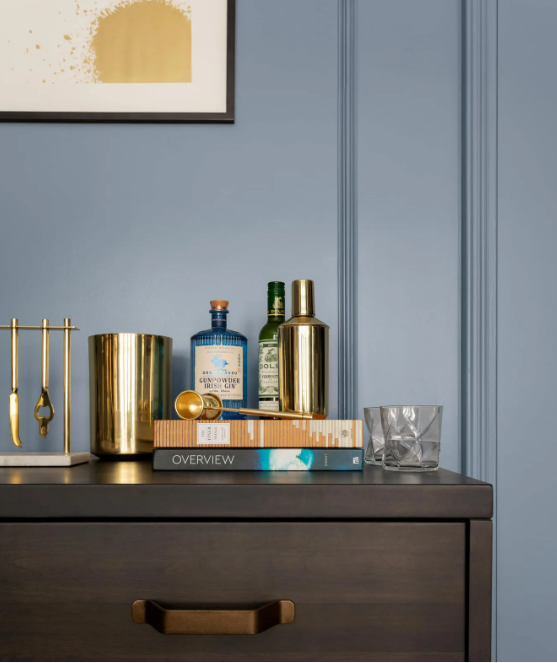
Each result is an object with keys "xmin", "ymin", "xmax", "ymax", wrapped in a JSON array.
[{"xmin": 0, "ymin": 452, "xmax": 90, "ymax": 467}]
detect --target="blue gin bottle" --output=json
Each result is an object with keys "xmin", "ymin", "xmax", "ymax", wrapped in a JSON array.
[{"xmin": 191, "ymin": 300, "xmax": 248, "ymax": 419}]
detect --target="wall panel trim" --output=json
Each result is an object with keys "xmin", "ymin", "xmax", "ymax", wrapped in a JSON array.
[
  {"xmin": 462, "ymin": 0, "xmax": 498, "ymax": 657},
  {"xmin": 338, "ymin": 0, "xmax": 357, "ymax": 419}
]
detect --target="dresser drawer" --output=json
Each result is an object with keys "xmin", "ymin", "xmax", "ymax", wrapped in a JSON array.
[{"xmin": 0, "ymin": 522, "xmax": 465, "ymax": 662}]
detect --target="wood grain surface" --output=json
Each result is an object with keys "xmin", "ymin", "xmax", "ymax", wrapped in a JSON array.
[
  {"xmin": 0, "ymin": 522, "xmax": 465, "ymax": 662},
  {"xmin": 0, "ymin": 460, "xmax": 493, "ymax": 520},
  {"xmin": 468, "ymin": 520, "xmax": 493, "ymax": 661}
]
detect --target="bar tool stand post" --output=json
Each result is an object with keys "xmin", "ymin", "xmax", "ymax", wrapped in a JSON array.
[
  {"xmin": 0, "ymin": 318, "xmax": 89, "ymax": 467},
  {"xmin": 64, "ymin": 318, "xmax": 71, "ymax": 455}
]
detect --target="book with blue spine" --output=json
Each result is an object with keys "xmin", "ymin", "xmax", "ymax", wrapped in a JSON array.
[{"xmin": 153, "ymin": 448, "xmax": 363, "ymax": 471}]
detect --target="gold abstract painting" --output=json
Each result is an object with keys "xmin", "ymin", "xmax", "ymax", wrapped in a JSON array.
[
  {"xmin": 0, "ymin": 0, "xmax": 234, "ymax": 121},
  {"xmin": 91, "ymin": 0, "xmax": 192, "ymax": 84}
]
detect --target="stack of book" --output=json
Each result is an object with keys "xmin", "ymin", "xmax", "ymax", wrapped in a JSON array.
[{"xmin": 153, "ymin": 419, "xmax": 364, "ymax": 471}]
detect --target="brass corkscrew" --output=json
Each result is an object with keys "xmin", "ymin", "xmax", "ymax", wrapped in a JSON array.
[{"xmin": 34, "ymin": 319, "xmax": 55, "ymax": 437}]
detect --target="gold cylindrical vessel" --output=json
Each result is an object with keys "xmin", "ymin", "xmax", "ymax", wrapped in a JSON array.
[
  {"xmin": 89, "ymin": 333, "xmax": 173, "ymax": 458},
  {"xmin": 278, "ymin": 280, "xmax": 329, "ymax": 419}
]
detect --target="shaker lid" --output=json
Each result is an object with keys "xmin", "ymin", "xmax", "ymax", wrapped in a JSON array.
[{"xmin": 292, "ymin": 280, "xmax": 315, "ymax": 317}]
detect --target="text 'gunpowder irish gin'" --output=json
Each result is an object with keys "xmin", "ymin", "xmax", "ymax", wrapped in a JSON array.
[{"xmin": 191, "ymin": 300, "xmax": 248, "ymax": 420}]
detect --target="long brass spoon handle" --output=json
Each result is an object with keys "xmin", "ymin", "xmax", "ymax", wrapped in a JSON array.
[
  {"xmin": 9, "ymin": 318, "xmax": 22, "ymax": 448},
  {"xmin": 201, "ymin": 392, "xmax": 315, "ymax": 420},
  {"xmin": 41, "ymin": 318, "xmax": 49, "ymax": 392},
  {"xmin": 175, "ymin": 390, "xmax": 318, "ymax": 422},
  {"xmin": 219, "ymin": 405, "xmax": 313, "ymax": 420},
  {"xmin": 34, "ymin": 319, "xmax": 55, "ymax": 438},
  {"xmin": 11, "ymin": 318, "xmax": 17, "ymax": 394}
]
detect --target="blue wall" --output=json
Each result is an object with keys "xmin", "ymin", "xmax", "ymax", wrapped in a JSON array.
[
  {"xmin": 0, "ymin": 0, "xmax": 339, "ymax": 451},
  {"xmin": 0, "ymin": 1, "xmax": 463, "ymax": 469},
  {"xmin": 3, "ymin": 2, "xmax": 555, "ymax": 658},
  {"xmin": 497, "ymin": 1, "xmax": 557, "ymax": 660},
  {"xmin": 357, "ymin": 0, "xmax": 462, "ymax": 472}
]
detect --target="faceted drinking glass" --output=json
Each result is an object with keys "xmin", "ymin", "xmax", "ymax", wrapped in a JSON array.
[
  {"xmin": 363, "ymin": 407, "xmax": 384, "ymax": 465},
  {"xmin": 380, "ymin": 406, "xmax": 443, "ymax": 472}
]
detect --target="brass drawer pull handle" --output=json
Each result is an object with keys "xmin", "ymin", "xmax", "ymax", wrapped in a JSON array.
[{"xmin": 132, "ymin": 599, "xmax": 295, "ymax": 635}]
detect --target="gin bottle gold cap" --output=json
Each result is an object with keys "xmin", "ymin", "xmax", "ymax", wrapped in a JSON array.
[
  {"xmin": 292, "ymin": 279, "xmax": 315, "ymax": 317},
  {"xmin": 210, "ymin": 300, "xmax": 229, "ymax": 310}
]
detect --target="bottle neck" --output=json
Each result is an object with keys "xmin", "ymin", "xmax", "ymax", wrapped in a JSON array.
[
  {"xmin": 291, "ymin": 279, "xmax": 315, "ymax": 317},
  {"xmin": 267, "ymin": 290, "xmax": 285, "ymax": 320},
  {"xmin": 211, "ymin": 310, "xmax": 228, "ymax": 330}
]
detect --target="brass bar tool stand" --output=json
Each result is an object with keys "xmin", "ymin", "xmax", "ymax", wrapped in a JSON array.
[
  {"xmin": 64, "ymin": 317, "xmax": 71, "ymax": 455},
  {"xmin": 0, "ymin": 318, "xmax": 89, "ymax": 467}
]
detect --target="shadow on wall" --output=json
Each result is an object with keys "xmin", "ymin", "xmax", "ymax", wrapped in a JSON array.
[{"xmin": 172, "ymin": 351, "xmax": 188, "ymax": 419}]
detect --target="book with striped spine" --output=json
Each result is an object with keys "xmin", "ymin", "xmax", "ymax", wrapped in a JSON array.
[{"xmin": 154, "ymin": 419, "xmax": 364, "ymax": 449}]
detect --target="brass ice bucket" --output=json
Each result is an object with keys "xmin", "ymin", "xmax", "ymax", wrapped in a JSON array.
[{"xmin": 89, "ymin": 333, "xmax": 173, "ymax": 458}]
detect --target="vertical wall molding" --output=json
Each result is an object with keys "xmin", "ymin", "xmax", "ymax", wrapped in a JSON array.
[
  {"xmin": 338, "ymin": 0, "xmax": 357, "ymax": 419},
  {"xmin": 462, "ymin": 0, "xmax": 498, "ymax": 498},
  {"xmin": 462, "ymin": 0, "xmax": 498, "ymax": 657}
]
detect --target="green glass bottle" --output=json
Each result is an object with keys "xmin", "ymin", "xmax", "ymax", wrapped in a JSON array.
[{"xmin": 258, "ymin": 281, "xmax": 285, "ymax": 411}]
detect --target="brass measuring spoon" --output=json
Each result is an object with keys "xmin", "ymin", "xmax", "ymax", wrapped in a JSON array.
[
  {"xmin": 34, "ymin": 319, "xmax": 55, "ymax": 437},
  {"xmin": 175, "ymin": 390, "xmax": 316, "ymax": 421}
]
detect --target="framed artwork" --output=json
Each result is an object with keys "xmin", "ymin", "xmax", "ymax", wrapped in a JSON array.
[{"xmin": 0, "ymin": 0, "xmax": 235, "ymax": 122}]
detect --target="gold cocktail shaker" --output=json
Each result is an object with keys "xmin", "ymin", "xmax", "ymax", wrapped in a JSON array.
[{"xmin": 278, "ymin": 280, "xmax": 329, "ymax": 419}]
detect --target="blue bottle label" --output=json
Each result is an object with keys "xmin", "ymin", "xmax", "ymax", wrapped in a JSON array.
[{"xmin": 194, "ymin": 345, "xmax": 244, "ymax": 399}]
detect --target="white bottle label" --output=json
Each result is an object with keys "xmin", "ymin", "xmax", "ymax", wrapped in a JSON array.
[
  {"xmin": 197, "ymin": 422, "xmax": 231, "ymax": 445},
  {"xmin": 194, "ymin": 345, "xmax": 243, "ymax": 399},
  {"xmin": 259, "ymin": 340, "xmax": 279, "ymax": 398},
  {"xmin": 259, "ymin": 399, "xmax": 280, "ymax": 412}
]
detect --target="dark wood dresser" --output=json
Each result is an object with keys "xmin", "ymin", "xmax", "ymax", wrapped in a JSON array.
[{"xmin": 0, "ymin": 461, "xmax": 492, "ymax": 662}]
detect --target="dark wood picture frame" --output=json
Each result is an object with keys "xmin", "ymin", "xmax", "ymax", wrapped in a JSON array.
[{"xmin": 0, "ymin": 0, "xmax": 235, "ymax": 124}]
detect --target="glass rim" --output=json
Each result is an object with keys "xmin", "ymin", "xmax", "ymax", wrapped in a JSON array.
[
  {"xmin": 364, "ymin": 405, "xmax": 443, "ymax": 411},
  {"xmin": 379, "ymin": 405, "xmax": 443, "ymax": 409}
]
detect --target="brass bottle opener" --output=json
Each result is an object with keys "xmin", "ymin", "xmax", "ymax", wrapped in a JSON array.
[
  {"xmin": 175, "ymin": 390, "xmax": 316, "ymax": 421},
  {"xmin": 9, "ymin": 318, "xmax": 23, "ymax": 448},
  {"xmin": 34, "ymin": 319, "xmax": 55, "ymax": 438}
]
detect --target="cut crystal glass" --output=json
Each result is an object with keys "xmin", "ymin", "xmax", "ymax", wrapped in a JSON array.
[
  {"xmin": 363, "ymin": 407, "xmax": 384, "ymax": 465},
  {"xmin": 380, "ymin": 405, "xmax": 443, "ymax": 472}
]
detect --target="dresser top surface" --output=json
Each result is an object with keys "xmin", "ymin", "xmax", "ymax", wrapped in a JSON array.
[
  {"xmin": 0, "ymin": 458, "xmax": 492, "ymax": 520},
  {"xmin": 0, "ymin": 458, "xmax": 486, "ymax": 486}
]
